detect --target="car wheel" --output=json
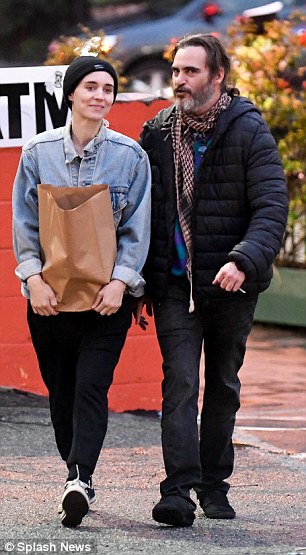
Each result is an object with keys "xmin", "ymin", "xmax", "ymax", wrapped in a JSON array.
[{"xmin": 126, "ymin": 58, "xmax": 172, "ymax": 97}]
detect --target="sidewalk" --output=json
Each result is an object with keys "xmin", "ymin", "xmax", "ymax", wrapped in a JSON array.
[
  {"xmin": 236, "ymin": 323, "xmax": 306, "ymax": 454},
  {"xmin": 0, "ymin": 323, "xmax": 306, "ymax": 555}
]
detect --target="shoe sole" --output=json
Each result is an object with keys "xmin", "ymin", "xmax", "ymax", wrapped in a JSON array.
[
  {"xmin": 61, "ymin": 490, "xmax": 89, "ymax": 527},
  {"xmin": 152, "ymin": 506, "xmax": 194, "ymax": 527},
  {"xmin": 58, "ymin": 495, "xmax": 96, "ymax": 514},
  {"xmin": 203, "ymin": 509, "xmax": 236, "ymax": 519}
]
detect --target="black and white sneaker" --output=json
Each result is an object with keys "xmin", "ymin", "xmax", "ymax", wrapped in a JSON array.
[
  {"xmin": 85, "ymin": 476, "xmax": 96, "ymax": 505},
  {"xmin": 60, "ymin": 478, "xmax": 90, "ymax": 527},
  {"xmin": 58, "ymin": 476, "xmax": 96, "ymax": 514}
]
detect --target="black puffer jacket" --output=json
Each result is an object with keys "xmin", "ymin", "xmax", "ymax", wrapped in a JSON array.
[{"xmin": 140, "ymin": 96, "xmax": 288, "ymax": 304}]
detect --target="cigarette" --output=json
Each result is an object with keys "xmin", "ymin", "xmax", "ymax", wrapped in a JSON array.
[{"xmin": 239, "ymin": 288, "xmax": 246, "ymax": 294}]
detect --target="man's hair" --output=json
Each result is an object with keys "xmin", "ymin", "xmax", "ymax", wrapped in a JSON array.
[{"xmin": 169, "ymin": 34, "xmax": 237, "ymax": 94}]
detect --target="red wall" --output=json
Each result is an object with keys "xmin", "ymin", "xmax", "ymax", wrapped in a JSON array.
[{"xmin": 0, "ymin": 98, "xmax": 170, "ymax": 411}]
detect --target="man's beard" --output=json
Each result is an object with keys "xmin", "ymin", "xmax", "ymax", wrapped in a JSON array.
[{"xmin": 174, "ymin": 82, "xmax": 215, "ymax": 114}]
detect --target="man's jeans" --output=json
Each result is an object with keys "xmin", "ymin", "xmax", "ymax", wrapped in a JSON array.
[
  {"xmin": 153, "ymin": 276, "xmax": 258, "ymax": 501},
  {"xmin": 27, "ymin": 297, "xmax": 134, "ymax": 482}
]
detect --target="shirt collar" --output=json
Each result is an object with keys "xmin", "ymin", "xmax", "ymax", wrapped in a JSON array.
[{"xmin": 64, "ymin": 120, "xmax": 109, "ymax": 163}]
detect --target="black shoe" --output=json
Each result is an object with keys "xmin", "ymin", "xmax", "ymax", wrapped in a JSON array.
[
  {"xmin": 60, "ymin": 478, "xmax": 90, "ymax": 527},
  {"xmin": 152, "ymin": 495, "xmax": 196, "ymax": 527},
  {"xmin": 199, "ymin": 490, "xmax": 236, "ymax": 519}
]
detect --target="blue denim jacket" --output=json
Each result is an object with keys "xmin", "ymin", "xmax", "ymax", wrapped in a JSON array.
[{"xmin": 12, "ymin": 121, "xmax": 151, "ymax": 298}]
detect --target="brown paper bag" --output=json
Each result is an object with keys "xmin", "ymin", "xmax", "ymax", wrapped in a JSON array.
[{"xmin": 38, "ymin": 183, "xmax": 117, "ymax": 312}]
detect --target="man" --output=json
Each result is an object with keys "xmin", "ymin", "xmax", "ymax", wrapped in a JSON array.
[
  {"xmin": 138, "ymin": 34, "xmax": 288, "ymax": 526},
  {"xmin": 12, "ymin": 56, "xmax": 151, "ymax": 527}
]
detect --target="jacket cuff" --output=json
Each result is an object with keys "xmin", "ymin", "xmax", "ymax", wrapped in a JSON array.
[
  {"xmin": 228, "ymin": 252, "xmax": 257, "ymax": 280},
  {"xmin": 111, "ymin": 265, "xmax": 145, "ymax": 297},
  {"xmin": 15, "ymin": 259, "xmax": 42, "ymax": 282}
]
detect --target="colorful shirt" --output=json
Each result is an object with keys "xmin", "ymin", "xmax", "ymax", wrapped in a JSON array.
[{"xmin": 171, "ymin": 132, "xmax": 212, "ymax": 276}]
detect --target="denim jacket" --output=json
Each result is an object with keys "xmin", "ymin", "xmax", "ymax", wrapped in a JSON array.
[{"xmin": 12, "ymin": 121, "xmax": 151, "ymax": 298}]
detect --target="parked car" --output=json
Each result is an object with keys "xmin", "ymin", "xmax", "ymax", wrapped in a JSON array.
[{"xmin": 97, "ymin": 0, "xmax": 306, "ymax": 95}]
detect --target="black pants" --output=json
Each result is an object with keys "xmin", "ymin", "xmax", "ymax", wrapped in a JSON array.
[
  {"xmin": 153, "ymin": 276, "xmax": 258, "ymax": 502},
  {"xmin": 27, "ymin": 297, "xmax": 134, "ymax": 481}
]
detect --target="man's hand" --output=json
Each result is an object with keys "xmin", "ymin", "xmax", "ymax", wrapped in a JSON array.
[
  {"xmin": 133, "ymin": 296, "xmax": 153, "ymax": 330},
  {"xmin": 212, "ymin": 262, "xmax": 245, "ymax": 292},
  {"xmin": 92, "ymin": 279, "xmax": 126, "ymax": 316},
  {"xmin": 27, "ymin": 274, "xmax": 59, "ymax": 316}
]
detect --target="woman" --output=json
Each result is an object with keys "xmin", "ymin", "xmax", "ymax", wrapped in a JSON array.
[{"xmin": 12, "ymin": 56, "xmax": 151, "ymax": 527}]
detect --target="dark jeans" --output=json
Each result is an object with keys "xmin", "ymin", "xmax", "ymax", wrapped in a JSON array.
[
  {"xmin": 27, "ymin": 297, "xmax": 134, "ymax": 482},
  {"xmin": 153, "ymin": 276, "xmax": 258, "ymax": 502}
]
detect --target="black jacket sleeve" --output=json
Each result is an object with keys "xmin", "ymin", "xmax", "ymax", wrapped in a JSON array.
[{"xmin": 228, "ymin": 116, "xmax": 288, "ymax": 280}]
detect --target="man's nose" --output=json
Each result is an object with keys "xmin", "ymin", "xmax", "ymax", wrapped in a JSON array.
[{"xmin": 173, "ymin": 71, "xmax": 185, "ymax": 86}]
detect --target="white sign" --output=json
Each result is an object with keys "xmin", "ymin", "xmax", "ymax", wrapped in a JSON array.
[{"xmin": 0, "ymin": 65, "xmax": 70, "ymax": 147}]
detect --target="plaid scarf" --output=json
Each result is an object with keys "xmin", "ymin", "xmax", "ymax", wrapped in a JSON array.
[{"xmin": 171, "ymin": 93, "xmax": 232, "ymax": 269}]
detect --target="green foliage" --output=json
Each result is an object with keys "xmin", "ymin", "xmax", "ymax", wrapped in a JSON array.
[
  {"xmin": 0, "ymin": 0, "xmax": 89, "ymax": 63},
  {"xmin": 227, "ymin": 15, "xmax": 306, "ymax": 266},
  {"xmin": 44, "ymin": 26, "xmax": 127, "ymax": 91}
]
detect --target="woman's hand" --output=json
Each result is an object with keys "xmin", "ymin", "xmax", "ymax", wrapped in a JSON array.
[
  {"xmin": 27, "ymin": 274, "xmax": 59, "ymax": 316},
  {"xmin": 92, "ymin": 279, "xmax": 126, "ymax": 315}
]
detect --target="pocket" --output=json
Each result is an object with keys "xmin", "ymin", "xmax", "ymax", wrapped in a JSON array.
[{"xmin": 110, "ymin": 188, "xmax": 128, "ymax": 228}]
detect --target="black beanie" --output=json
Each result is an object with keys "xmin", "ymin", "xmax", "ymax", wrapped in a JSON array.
[{"xmin": 63, "ymin": 56, "xmax": 118, "ymax": 109}]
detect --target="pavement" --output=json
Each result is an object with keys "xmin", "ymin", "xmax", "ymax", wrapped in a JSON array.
[{"xmin": 0, "ymin": 323, "xmax": 306, "ymax": 555}]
